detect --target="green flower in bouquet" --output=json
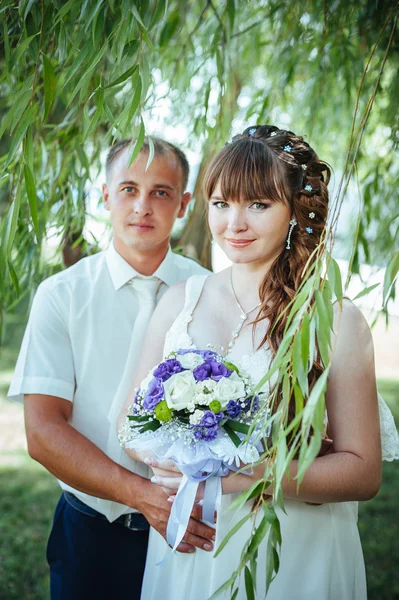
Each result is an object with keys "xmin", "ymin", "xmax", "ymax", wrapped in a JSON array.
[
  {"xmin": 209, "ymin": 399, "xmax": 222, "ymax": 414},
  {"xmin": 155, "ymin": 400, "xmax": 173, "ymax": 422}
]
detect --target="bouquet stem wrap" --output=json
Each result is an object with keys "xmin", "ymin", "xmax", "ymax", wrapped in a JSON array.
[{"xmin": 166, "ymin": 459, "xmax": 230, "ymax": 555}]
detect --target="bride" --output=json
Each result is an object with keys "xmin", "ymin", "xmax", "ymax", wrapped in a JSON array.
[{"xmin": 119, "ymin": 124, "xmax": 399, "ymax": 599}]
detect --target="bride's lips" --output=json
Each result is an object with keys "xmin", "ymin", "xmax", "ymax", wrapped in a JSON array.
[{"xmin": 225, "ymin": 238, "xmax": 255, "ymax": 248}]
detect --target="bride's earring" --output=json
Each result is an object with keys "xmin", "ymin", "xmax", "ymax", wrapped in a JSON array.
[{"xmin": 286, "ymin": 219, "xmax": 297, "ymax": 250}]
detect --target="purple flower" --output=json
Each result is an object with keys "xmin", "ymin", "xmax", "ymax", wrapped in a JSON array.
[
  {"xmin": 243, "ymin": 395, "xmax": 259, "ymax": 413},
  {"xmin": 143, "ymin": 378, "xmax": 164, "ymax": 410},
  {"xmin": 200, "ymin": 410, "xmax": 219, "ymax": 427},
  {"xmin": 193, "ymin": 424, "xmax": 218, "ymax": 441},
  {"xmin": 193, "ymin": 360, "xmax": 232, "ymax": 382},
  {"xmin": 226, "ymin": 400, "xmax": 241, "ymax": 418},
  {"xmin": 193, "ymin": 362, "xmax": 212, "ymax": 381},
  {"xmin": 153, "ymin": 359, "xmax": 183, "ymax": 381},
  {"xmin": 208, "ymin": 360, "xmax": 232, "ymax": 380}
]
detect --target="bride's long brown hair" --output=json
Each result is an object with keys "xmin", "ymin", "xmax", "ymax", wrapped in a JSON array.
[{"xmin": 203, "ymin": 125, "xmax": 331, "ymax": 421}]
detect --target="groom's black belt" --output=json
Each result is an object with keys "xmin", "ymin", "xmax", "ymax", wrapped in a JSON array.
[{"xmin": 63, "ymin": 491, "xmax": 150, "ymax": 531}]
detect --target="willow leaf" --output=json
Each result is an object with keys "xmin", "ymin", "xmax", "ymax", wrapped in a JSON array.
[
  {"xmin": 352, "ymin": 283, "xmax": 380, "ymax": 301},
  {"xmin": 302, "ymin": 367, "xmax": 329, "ymax": 428},
  {"xmin": 9, "ymin": 33, "xmax": 39, "ymax": 70},
  {"xmin": 244, "ymin": 566, "xmax": 255, "ymax": 600},
  {"xmin": 5, "ymin": 107, "xmax": 36, "ymax": 169},
  {"xmin": 296, "ymin": 433, "xmax": 322, "ymax": 484},
  {"xmin": 145, "ymin": 136, "xmax": 155, "ymax": 171},
  {"xmin": 105, "ymin": 64, "xmax": 138, "ymax": 89},
  {"xmin": 43, "ymin": 54, "xmax": 56, "ymax": 120},
  {"xmin": 245, "ymin": 515, "xmax": 270, "ymax": 559},
  {"xmin": 24, "ymin": 165, "xmax": 40, "ymax": 237},
  {"xmin": 382, "ymin": 251, "xmax": 399, "ymax": 306},
  {"xmin": 213, "ymin": 512, "xmax": 253, "ymax": 558}
]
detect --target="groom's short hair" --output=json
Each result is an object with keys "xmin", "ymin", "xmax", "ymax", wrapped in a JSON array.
[{"xmin": 106, "ymin": 137, "xmax": 189, "ymax": 190}]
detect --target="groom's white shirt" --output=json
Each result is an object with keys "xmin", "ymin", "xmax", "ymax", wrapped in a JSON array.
[{"xmin": 8, "ymin": 242, "xmax": 209, "ymax": 521}]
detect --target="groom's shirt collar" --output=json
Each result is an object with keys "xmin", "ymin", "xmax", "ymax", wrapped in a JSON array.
[{"xmin": 106, "ymin": 241, "xmax": 178, "ymax": 290}]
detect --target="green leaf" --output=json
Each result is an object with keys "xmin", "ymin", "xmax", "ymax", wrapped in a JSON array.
[
  {"xmin": 9, "ymin": 33, "xmax": 39, "ymax": 70},
  {"xmin": 352, "ymin": 283, "xmax": 380, "ymax": 301},
  {"xmin": 224, "ymin": 421, "xmax": 250, "ymax": 435},
  {"xmin": 383, "ymin": 251, "xmax": 399, "ymax": 307},
  {"xmin": 138, "ymin": 421, "xmax": 162, "ymax": 433},
  {"xmin": 223, "ymin": 424, "xmax": 241, "ymax": 447},
  {"xmin": 7, "ymin": 260, "xmax": 20, "ymax": 296},
  {"xmin": 43, "ymin": 54, "xmax": 56, "ymax": 120},
  {"xmin": 213, "ymin": 512, "xmax": 253, "ymax": 558},
  {"xmin": 223, "ymin": 361, "xmax": 239, "ymax": 374},
  {"xmin": 127, "ymin": 118, "xmax": 145, "ymax": 167},
  {"xmin": 231, "ymin": 588, "xmax": 239, "ymax": 600},
  {"xmin": 3, "ymin": 21, "xmax": 10, "ymax": 66},
  {"xmin": 5, "ymin": 105, "xmax": 36, "ymax": 169},
  {"xmin": 226, "ymin": 0, "xmax": 236, "ymax": 35},
  {"xmin": 263, "ymin": 504, "xmax": 282, "ymax": 546},
  {"xmin": 1, "ymin": 190, "xmax": 21, "ymax": 258},
  {"xmin": 244, "ymin": 566, "xmax": 255, "ymax": 600},
  {"xmin": 126, "ymin": 73, "xmax": 143, "ymax": 125},
  {"xmin": 105, "ymin": 64, "xmax": 138, "ymax": 89},
  {"xmin": 245, "ymin": 514, "xmax": 270, "ymax": 558},
  {"xmin": 149, "ymin": 0, "xmax": 169, "ymax": 29},
  {"xmin": 296, "ymin": 433, "xmax": 322, "ymax": 483},
  {"xmin": 227, "ymin": 479, "xmax": 271, "ymax": 513},
  {"xmin": 302, "ymin": 367, "xmax": 329, "ymax": 428},
  {"xmin": 131, "ymin": 4, "xmax": 146, "ymax": 29},
  {"xmin": 327, "ymin": 256, "xmax": 343, "ymax": 303},
  {"xmin": 24, "ymin": 165, "xmax": 40, "ymax": 237},
  {"xmin": 145, "ymin": 136, "xmax": 155, "ymax": 171}
]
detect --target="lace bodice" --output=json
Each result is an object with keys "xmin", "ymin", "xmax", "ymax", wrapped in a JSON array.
[
  {"xmin": 164, "ymin": 275, "xmax": 399, "ymax": 462},
  {"xmin": 163, "ymin": 275, "xmax": 273, "ymax": 392}
]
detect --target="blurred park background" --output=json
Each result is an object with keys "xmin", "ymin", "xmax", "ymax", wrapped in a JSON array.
[{"xmin": 1, "ymin": 0, "xmax": 398, "ymax": 598}]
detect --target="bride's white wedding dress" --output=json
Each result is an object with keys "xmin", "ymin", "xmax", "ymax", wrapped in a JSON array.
[{"xmin": 141, "ymin": 275, "xmax": 399, "ymax": 600}]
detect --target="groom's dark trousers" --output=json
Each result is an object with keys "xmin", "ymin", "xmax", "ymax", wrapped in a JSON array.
[{"xmin": 47, "ymin": 492, "xmax": 149, "ymax": 600}]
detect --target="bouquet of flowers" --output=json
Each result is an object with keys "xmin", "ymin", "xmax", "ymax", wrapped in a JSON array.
[{"xmin": 119, "ymin": 348, "xmax": 270, "ymax": 552}]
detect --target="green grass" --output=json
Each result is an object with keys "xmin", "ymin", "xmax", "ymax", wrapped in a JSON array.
[
  {"xmin": 0, "ymin": 452, "xmax": 60, "ymax": 600},
  {"xmin": 358, "ymin": 379, "xmax": 399, "ymax": 600},
  {"xmin": 0, "ymin": 379, "xmax": 398, "ymax": 599}
]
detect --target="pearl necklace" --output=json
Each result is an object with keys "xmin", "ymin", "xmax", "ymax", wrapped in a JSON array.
[{"xmin": 227, "ymin": 269, "xmax": 262, "ymax": 350}]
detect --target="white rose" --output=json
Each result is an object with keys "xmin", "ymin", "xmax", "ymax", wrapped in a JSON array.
[
  {"xmin": 215, "ymin": 372, "xmax": 245, "ymax": 408},
  {"xmin": 178, "ymin": 352, "xmax": 204, "ymax": 370},
  {"xmin": 189, "ymin": 409, "xmax": 204, "ymax": 425},
  {"xmin": 163, "ymin": 370, "xmax": 196, "ymax": 412}
]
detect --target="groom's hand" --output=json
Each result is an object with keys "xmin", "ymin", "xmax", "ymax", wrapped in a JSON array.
[{"xmin": 134, "ymin": 478, "xmax": 215, "ymax": 554}]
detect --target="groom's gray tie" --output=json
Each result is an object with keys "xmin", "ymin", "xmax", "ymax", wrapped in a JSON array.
[
  {"xmin": 105, "ymin": 276, "xmax": 161, "ymax": 519},
  {"xmin": 107, "ymin": 276, "xmax": 162, "ymax": 425}
]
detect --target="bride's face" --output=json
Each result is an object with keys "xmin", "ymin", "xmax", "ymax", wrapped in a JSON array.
[{"xmin": 208, "ymin": 182, "xmax": 292, "ymax": 266}]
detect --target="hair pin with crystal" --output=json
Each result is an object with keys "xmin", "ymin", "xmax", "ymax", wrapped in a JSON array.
[
  {"xmin": 248, "ymin": 127, "xmax": 257, "ymax": 136},
  {"xmin": 309, "ymin": 212, "xmax": 315, "ymax": 219},
  {"xmin": 283, "ymin": 144, "xmax": 292, "ymax": 152},
  {"xmin": 301, "ymin": 164, "xmax": 307, "ymax": 170},
  {"xmin": 305, "ymin": 227, "xmax": 313, "ymax": 234},
  {"xmin": 270, "ymin": 131, "xmax": 277, "ymax": 137},
  {"xmin": 304, "ymin": 184, "xmax": 313, "ymax": 192}
]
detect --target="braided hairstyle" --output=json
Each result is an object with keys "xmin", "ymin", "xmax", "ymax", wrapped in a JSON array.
[{"xmin": 203, "ymin": 124, "xmax": 331, "ymax": 420}]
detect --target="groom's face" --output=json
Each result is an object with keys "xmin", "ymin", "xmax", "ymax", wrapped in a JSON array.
[{"xmin": 103, "ymin": 149, "xmax": 191, "ymax": 256}]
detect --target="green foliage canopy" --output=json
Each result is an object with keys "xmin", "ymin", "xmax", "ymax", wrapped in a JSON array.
[{"xmin": 1, "ymin": 1, "xmax": 399, "ymax": 594}]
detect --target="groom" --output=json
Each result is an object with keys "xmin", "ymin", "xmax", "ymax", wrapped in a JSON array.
[{"xmin": 8, "ymin": 137, "xmax": 214, "ymax": 599}]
